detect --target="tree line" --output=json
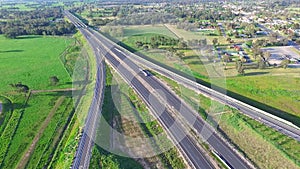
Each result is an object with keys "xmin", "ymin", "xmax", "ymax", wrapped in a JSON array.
[{"xmin": 0, "ymin": 7, "xmax": 76, "ymax": 38}]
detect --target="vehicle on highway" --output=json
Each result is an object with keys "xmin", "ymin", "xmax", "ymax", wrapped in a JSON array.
[{"xmin": 143, "ymin": 70, "xmax": 151, "ymax": 77}]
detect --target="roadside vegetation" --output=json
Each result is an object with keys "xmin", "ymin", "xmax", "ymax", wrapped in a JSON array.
[{"xmin": 49, "ymin": 32, "xmax": 97, "ymax": 169}]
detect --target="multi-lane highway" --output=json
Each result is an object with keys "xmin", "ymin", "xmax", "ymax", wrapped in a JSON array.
[
  {"xmin": 65, "ymin": 11, "xmax": 218, "ymax": 169},
  {"xmin": 94, "ymin": 23, "xmax": 300, "ymax": 142},
  {"xmin": 84, "ymin": 25, "xmax": 217, "ymax": 169},
  {"xmin": 66, "ymin": 10, "xmax": 300, "ymax": 169},
  {"xmin": 65, "ymin": 11, "xmax": 257, "ymax": 169},
  {"xmin": 88, "ymin": 27, "xmax": 253, "ymax": 169},
  {"xmin": 65, "ymin": 11, "xmax": 106, "ymax": 169}
]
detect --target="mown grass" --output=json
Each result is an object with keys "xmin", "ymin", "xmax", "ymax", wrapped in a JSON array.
[
  {"xmin": 154, "ymin": 72, "xmax": 300, "ymax": 169},
  {"xmin": 25, "ymin": 97, "xmax": 74, "ymax": 169},
  {"xmin": 1, "ymin": 94, "xmax": 72, "ymax": 169}
]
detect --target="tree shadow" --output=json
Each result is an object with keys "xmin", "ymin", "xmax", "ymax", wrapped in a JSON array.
[
  {"xmin": 65, "ymin": 80, "xmax": 92, "ymax": 85},
  {"xmin": 40, "ymin": 91, "xmax": 77, "ymax": 97},
  {"xmin": 188, "ymin": 61, "xmax": 203, "ymax": 65},
  {"xmin": 16, "ymin": 36, "xmax": 41, "ymax": 39},
  {"xmin": 12, "ymin": 102, "xmax": 30, "ymax": 110},
  {"xmin": 182, "ymin": 55, "xmax": 199, "ymax": 60},
  {"xmin": 245, "ymin": 72, "xmax": 269, "ymax": 76},
  {"xmin": 0, "ymin": 50, "xmax": 24, "ymax": 53}
]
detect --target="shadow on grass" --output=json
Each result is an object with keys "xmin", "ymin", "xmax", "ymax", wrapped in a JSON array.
[
  {"xmin": 16, "ymin": 36, "xmax": 41, "ymax": 39},
  {"xmin": 65, "ymin": 80, "xmax": 92, "ymax": 85},
  {"xmin": 12, "ymin": 103, "xmax": 30, "ymax": 110},
  {"xmin": 42, "ymin": 91, "xmax": 76, "ymax": 97},
  {"xmin": 245, "ymin": 72, "xmax": 269, "ymax": 76},
  {"xmin": 0, "ymin": 50, "xmax": 24, "ymax": 53}
]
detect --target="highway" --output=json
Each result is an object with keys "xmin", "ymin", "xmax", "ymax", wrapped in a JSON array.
[
  {"xmin": 85, "ymin": 28, "xmax": 216, "ymax": 169},
  {"xmin": 89, "ymin": 28, "xmax": 253, "ymax": 169},
  {"xmin": 65, "ymin": 11, "xmax": 217, "ymax": 169},
  {"xmin": 65, "ymin": 11, "xmax": 258, "ymax": 169},
  {"xmin": 93, "ymin": 23, "xmax": 300, "ymax": 143},
  {"xmin": 64, "ymin": 11, "xmax": 106, "ymax": 169},
  {"xmin": 65, "ymin": 10, "xmax": 300, "ymax": 169}
]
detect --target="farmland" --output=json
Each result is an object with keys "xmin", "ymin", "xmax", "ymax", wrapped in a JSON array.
[{"xmin": 0, "ymin": 35, "xmax": 80, "ymax": 168}]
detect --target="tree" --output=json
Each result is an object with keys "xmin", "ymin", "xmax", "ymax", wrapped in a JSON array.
[
  {"xmin": 236, "ymin": 60, "xmax": 245, "ymax": 75},
  {"xmin": 178, "ymin": 41, "xmax": 187, "ymax": 49},
  {"xmin": 175, "ymin": 51, "xmax": 185, "ymax": 59},
  {"xmin": 281, "ymin": 59, "xmax": 290, "ymax": 69},
  {"xmin": 212, "ymin": 38, "xmax": 218, "ymax": 46},
  {"xmin": 10, "ymin": 82, "xmax": 30, "ymax": 95},
  {"xmin": 263, "ymin": 51, "xmax": 271, "ymax": 61},
  {"xmin": 226, "ymin": 37, "xmax": 232, "ymax": 43},
  {"xmin": 50, "ymin": 76, "xmax": 59, "ymax": 86},
  {"xmin": 135, "ymin": 41, "xmax": 144, "ymax": 48},
  {"xmin": 258, "ymin": 59, "xmax": 266, "ymax": 69},
  {"xmin": 222, "ymin": 54, "xmax": 230, "ymax": 70}
]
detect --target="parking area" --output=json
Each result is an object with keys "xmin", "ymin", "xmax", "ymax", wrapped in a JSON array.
[{"xmin": 262, "ymin": 46, "xmax": 300, "ymax": 59}]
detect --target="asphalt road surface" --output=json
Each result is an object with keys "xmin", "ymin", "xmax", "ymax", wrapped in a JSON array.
[{"xmin": 65, "ymin": 11, "xmax": 106, "ymax": 169}]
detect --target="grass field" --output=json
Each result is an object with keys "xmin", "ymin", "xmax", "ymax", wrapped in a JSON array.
[
  {"xmin": 0, "ymin": 35, "xmax": 78, "ymax": 168},
  {"xmin": 0, "ymin": 35, "xmax": 73, "ymax": 93},
  {"xmin": 123, "ymin": 25, "xmax": 178, "ymax": 39}
]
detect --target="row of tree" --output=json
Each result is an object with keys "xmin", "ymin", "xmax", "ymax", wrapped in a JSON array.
[{"xmin": 0, "ymin": 8, "xmax": 76, "ymax": 38}]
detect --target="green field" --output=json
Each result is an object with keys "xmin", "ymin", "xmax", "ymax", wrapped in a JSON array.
[
  {"xmin": 123, "ymin": 25, "xmax": 178, "ymax": 39},
  {"xmin": 0, "ymin": 35, "xmax": 78, "ymax": 168},
  {"xmin": 0, "ymin": 35, "xmax": 73, "ymax": 93}
]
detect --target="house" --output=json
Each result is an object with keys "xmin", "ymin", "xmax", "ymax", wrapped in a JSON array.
[
  {"xmin": 256, "ymin": 31, "xmax": 268, "ymax": 35},
  {"xmin": 234, "ymin": 45, "xmax": 242, "ymax": 51}
]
